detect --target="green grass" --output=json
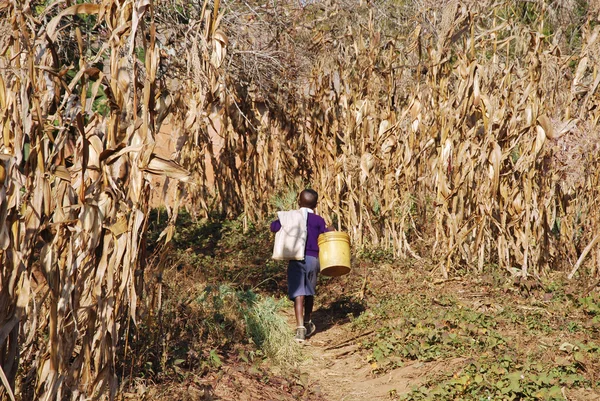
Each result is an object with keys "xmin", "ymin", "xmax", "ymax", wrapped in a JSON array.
[
  {"xmin": 120, "ymin": 210, "xmax": 302, "ymax": 388},
  {"xmin": 245, "ymin": 296, "xmax": 302, "ymax": 366}
]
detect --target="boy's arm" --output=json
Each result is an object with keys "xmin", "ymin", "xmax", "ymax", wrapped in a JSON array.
[
  {"xmin": 270, "ymin": 220, "xmax": 281, "ymax": 233},
  {"xmin": 320, "ymin": 217, "xmax": 334, "ymax": 233}
]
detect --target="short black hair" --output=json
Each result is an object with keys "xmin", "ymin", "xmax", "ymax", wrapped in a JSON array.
[{"xmin": 299, "ymin": 189, "xmax": 318, "ymax": 209}]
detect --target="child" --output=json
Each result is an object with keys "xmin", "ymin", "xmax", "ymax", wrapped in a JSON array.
[{"xmin": 270, "ymin": 189, "xmax": 329, "ymax": 342}]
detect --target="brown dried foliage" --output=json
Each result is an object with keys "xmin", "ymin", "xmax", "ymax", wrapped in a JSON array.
[
  {"xmin": 0, "ymin": 1, "xmax": 191, "ymax": 400},
  {"xmin": 173, "ymin": 0, "xmax": 600, "ymax": 281},
  {"xmin": 2, "ymin": 0, "xmax": 600, "ymax": 400}
]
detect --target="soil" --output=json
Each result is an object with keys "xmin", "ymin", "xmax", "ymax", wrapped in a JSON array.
[{"xmin": 291, "ymin": 311, "xmax": 446, "ymax": 401}]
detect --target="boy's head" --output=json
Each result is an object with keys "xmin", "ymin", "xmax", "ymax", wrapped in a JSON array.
[{"xmin": 298, "ymin": 189, "xmax": 318, "ymax": 209}]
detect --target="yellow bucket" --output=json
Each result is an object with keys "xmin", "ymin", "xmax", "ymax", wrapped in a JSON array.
[{"xmin": 318, "ymin": 231, "xmax": 351, "ymax": 277}]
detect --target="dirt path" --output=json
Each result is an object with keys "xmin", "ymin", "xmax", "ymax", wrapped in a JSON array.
[
  {"xmin": 283, "ymin": 310, "xmax": 452, "ymax": 400},
  {"xmin": 300, "ymin": 327, "xmax": 415, "ymax": 400}
]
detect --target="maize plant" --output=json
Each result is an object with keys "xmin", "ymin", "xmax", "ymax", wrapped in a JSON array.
[
  {"xmin": 0, "ymin": 1, "xmax": 194, "ymax": 399},
  {"xmin": 2, "ymin": 0, "xmax": 600, "ymax": 399},
  {"xmin": 180, "ymin": 0, "xmax": 600, "ymax": 279}
]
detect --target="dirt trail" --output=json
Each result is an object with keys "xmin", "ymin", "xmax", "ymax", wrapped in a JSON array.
[
  {"xmin": 300, "ymin": 326, "xmax": 418, "ymax": 400},
  {"xmin": 284, "ymin": 310, "xmax": 450, "ymax": 401}
]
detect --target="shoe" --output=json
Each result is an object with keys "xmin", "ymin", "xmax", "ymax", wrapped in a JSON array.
[
  {"xmin": 295, "ymin": 326, "xmax": 306, "ymax": 343},
  {"xmin": 305, "ymin": 321, "xmax": 316, "ymax": 338}
]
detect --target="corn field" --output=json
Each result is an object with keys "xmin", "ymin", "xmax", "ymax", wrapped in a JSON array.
[
  {"xmin": 1, "ymin": 0, "xmax": 600, "ymax": 400},
  {"xmin": 181, "ymin": 0, "xmax": 600, "ymax": 281}
]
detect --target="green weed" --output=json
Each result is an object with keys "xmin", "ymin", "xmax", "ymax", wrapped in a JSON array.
[
  {"xmin": 363, "ymin": 300, "xmax": 505, "ymax": 372},
  {"xmin": 354, "ymin": 267, "xmax": 600, "ymax": 400},
  {"xmin": 400, "ymin": 357, "xmax": 590, "ymax": 401},
  {"xmin": 578, "ymin": 295, "xmax": 600, "ymax": 323},
  {"xmin": 269, "ymin": 180, "xmax": 307, "ymax": 211}
]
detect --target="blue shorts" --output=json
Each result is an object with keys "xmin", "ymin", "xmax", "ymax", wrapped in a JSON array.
[{"xmin": 287, "ymin": 256, "xmax": 320, "ymax": 300}]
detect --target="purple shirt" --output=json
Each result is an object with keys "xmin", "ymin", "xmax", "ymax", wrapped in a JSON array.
[{"xmin": 270, "ymin": 212, "xmax": 328, "ymax": 258}]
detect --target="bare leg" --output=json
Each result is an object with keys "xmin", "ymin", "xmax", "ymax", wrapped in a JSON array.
[
  {"xmin": 294, "ymin": 295, "xmax": 305, "ymax": 327},
  {"xmin": 304, "ymin": 295, "xmax": 314, "ymax": 323}
]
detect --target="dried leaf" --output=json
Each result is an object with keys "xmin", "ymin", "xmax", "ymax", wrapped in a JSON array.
[
  {"xmin": 46, "ymin": 4, "xmax": 101, "ymax": 41},
  {"xmin": 144, "ymin": 154, "xmax": 191, "ymax": 181}
]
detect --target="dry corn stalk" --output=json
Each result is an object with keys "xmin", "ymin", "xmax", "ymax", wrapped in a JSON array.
[
  {"xmin": 3, "ymin": 1, "xmax": 599, "ymax": 398},
  {"xmin": 0, "ymin": 1, "xmax": 190, "ymax": 400},
  {"xmin": 178, "ymin": 1, "xmax": 600, "ymax": 280}
]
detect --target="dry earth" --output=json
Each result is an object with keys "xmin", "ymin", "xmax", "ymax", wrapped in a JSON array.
[
  {"xmin": 128, "ymin": 307, "xmax": 439, "ymax": 401},
  {"xmin": 121, "ymin": 298, "xmax": 600, "ymax": 401},
  {"xmin": 290, "ymin": 311, "xmax": 453, "ymax": 401}
]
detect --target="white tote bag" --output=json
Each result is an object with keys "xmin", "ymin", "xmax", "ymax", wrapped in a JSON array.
[{"xmin": 272, "ymin": 209, "xmax": 307, "ymax": 260}]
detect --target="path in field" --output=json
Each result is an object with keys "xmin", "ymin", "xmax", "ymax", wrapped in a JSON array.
[{"xmin": 285, "ymin": 309, "xmax": 455, "ymax": 401}]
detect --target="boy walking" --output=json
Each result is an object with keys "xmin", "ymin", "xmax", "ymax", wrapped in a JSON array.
[{"xmin": 270, "ymin": 189, "xmax": 328, "ymax": 342}]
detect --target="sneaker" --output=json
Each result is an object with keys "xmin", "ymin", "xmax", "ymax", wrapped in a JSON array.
[
  {"xmin": 294, "ymin": 326, "xmax": 306, "ymax": 343},
  {"xmin": 304, "ymin": 321, "xmax": 316, "ymax": 338}
]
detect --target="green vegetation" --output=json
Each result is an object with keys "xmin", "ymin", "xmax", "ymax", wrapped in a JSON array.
[
  {"xmin": 403, "ymin": 357, "xmax": 592, "ymax": 401},
  {"xmin": 269, "ymin": 180, "xmax": 309, "ymax": 211},
  {"xmin": 245, "ymin": 295, "xmax": 302, "ymax": 365},
  {"xmin": 115, "ymin": 211, "xmax": 313, "ymax": 397},
  {"xmin": 349, "ymin": 271, "xmax": 600, "ymax": 400}
]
